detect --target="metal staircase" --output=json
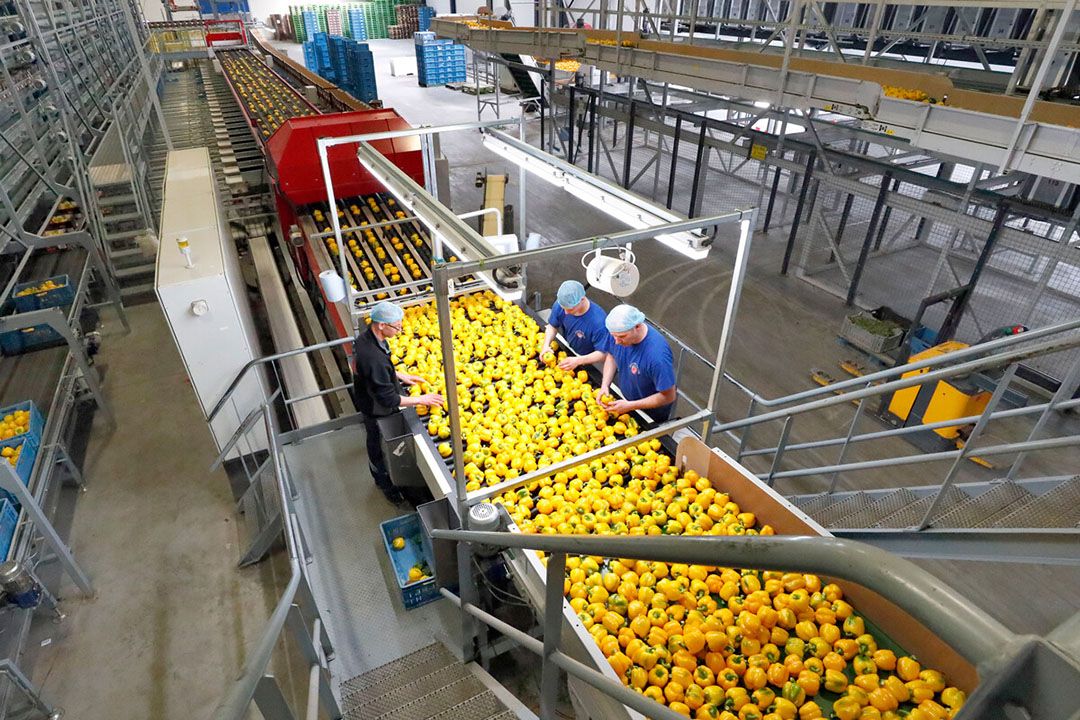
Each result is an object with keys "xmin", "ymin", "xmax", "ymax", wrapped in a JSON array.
[
  {"xmin": 792, "ymin": 475, "xmax": 1080, "ymax": 530},
  {"xmin": 340, "ymin": 643, "xmax": 519, "ymax": 720}
]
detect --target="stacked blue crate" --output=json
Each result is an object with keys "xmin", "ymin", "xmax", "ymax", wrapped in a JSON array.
[
  {"xmin": 328, "ymin": 34, "xmax": 350, "ymax": 86},
  {"xmin": 417, "ymin": 5, "xmax": 435, "ymax": 31},
  {"xmin": 303, "ymin": 32, "xmax": 332, "ymax": 78},
  {"xmin": 345, "ymin": 41, "xmax": 378, "ymax": 102},
  {"xmin": 302, "ymin": 10, "xmax": 320, "ymax": 41},
  {"xmin": 198, "ymin": 0, "xmax": 249, "ymax": 14},
  {"xmin": 347, "ymin": 7, "xmax": 369, "ymax": 40},
  {"xmin": 414, "ymin": 35, "xmax": 466, "ymax": 87}
]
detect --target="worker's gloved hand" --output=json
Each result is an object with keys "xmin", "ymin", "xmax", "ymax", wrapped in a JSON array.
[{"xmin": 416, "ymin": 393, "xmax": 445, "ymax": 407}]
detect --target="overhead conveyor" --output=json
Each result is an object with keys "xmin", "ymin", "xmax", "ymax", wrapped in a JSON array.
[{"xmin": 431, "ymin": 19, "xmax": 1080, "ymax": 184}]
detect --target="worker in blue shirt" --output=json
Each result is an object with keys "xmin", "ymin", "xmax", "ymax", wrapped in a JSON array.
[
  {"xmin": 596, "ymin": 304, "xmax": 677, "ymax": 422},
  {"xmin": 540, "ymin": 280, "xmax": 610, "ymax": 371}
]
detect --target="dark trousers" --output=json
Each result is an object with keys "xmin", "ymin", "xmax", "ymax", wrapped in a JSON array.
[{"xmin": 363, "ymin": 415, "xmax": 392, "ymax": 491}]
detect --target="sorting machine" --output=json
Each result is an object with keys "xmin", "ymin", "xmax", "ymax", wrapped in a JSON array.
[
  {"xmin": 205, "ymin": 36, "xmax": 985, "ymax": 720},
  {"xmin": 214, "ymin": 47, "xmax": 480, "ymax": 345}
]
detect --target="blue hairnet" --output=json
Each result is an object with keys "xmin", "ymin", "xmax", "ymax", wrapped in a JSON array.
[
  {"xmin": 557, "ymin": 280, "xmax": 587, "ymax": 308},
  {"xmin": 370, "ymin": 301, "xmax": 404, "ymax": 324},
  {"xmin": 606, "ymin": 304, "xmax": 645, "ymax": 333}
]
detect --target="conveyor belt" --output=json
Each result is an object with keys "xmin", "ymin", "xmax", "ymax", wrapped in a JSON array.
[
  {"xmin": 215, "ymin": 48, "xmax": 473, "ymax": 310},
  {"xmin": 218, "ymin": 49, "xmax": 319, "ymax": 141}
]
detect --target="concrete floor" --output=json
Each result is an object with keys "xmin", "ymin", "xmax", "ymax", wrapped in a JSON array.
[
  {"xmin": 25, "ymin": 37, "xmax": 1078, "ymax": 719},
  {"xmin": 27, "ymin": 305, "xmax": 283, "ymax": 719}
]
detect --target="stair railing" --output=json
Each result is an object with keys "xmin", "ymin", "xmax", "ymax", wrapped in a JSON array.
[
  {"xmin": 430, "ymin": 528, "xmax": 1080, "ymax": 720},
  {"xmin": 704, "ymin": 320, "xmax": 1080, "ymax": 495},
  {"xmin": 210, "ymin": 404, "xmax": 341, "ymax": 720}
]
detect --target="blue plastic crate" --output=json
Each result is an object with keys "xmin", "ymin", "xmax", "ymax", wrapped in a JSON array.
[
  {"xmin": 0, "ymin": 434, "xmax": 38, "ymax": 487},
  {"xmin": 13, "ymin": 275, "xmax": 75, "ymax": 313},
  {"xmin": 0, "ymin": 401, "xmax": 44, "ymax": 448},
  {"xmin": 379, "ymin": 513, "xmax": 439, "ymax": 610},
  {"xmin": 0, "ymin": 500, "xmax": 17, "ymax": 560},
  {"xmin": 0, "ymin": 323, "xmax": 65, "ymax": 356}
]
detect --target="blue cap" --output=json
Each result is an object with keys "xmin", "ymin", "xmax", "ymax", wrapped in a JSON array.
[
  {"xmin": 370, "ymin": 301, "xmax": 404, "ymax": 324},
  {"xmin": 557, "ymin": 280, "xmax": 587, "ymax": 308},
  {"xmin": 606, "ymin": 304, "xmax": 645, "ymax": 333}
]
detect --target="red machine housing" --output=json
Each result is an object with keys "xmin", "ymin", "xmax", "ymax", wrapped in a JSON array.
[
  {"xmin": 266, "ymin": 110, "xmax": 423, "ymax": 207},
  {"xmin": 205, "ymin": 19, "xmax": 247, "ymax": 47},
  {"xmin": 265, "ymin": 110, "xmax": 425, "ymax": 342}
]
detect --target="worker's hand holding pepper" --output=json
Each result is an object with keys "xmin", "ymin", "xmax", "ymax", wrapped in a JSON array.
[
  {"xmin": 558, "ymin": 356, "xmax": 582, "ymax": 371},
  {"xmin": 602, "ymin": 398, "xmax": 635, "ymax": 415}
]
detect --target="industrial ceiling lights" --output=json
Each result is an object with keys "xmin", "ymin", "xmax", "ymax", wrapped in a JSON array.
[{"xmin": 479, "ymin": 130, "xmax": 712, "ymax": 260}]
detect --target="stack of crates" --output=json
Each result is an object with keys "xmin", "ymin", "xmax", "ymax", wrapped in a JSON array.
[
  {"xmin": 302, "ymin": 32, "xmax": 333, "ymax": 79},
  {"xmin": 326, "ymin": 6, "xmax": 343, "ymax": 35},
  {"xmin": 302, "ymin": 9, "xmax": 320, "ymax": 41},
  {"xmin": 414, "ymin": 33, "xmax": 466, "ymax": 87},
  {"xmin": 198, "ymin": 0, "xmax": 249, "ymax": 15},
  {"xmin": 389, "ymin": 2, "xmax": 419, "ymax": 39},
  {"xmin": 344, "ymin": 41, "xmax": 378, "ymax": 102},
  {"xmin": 417, "ymin": 5, "xmax": 434, "ymax": 31},
  {"xmin": 291, "ymin": 5, "xmax": 306, "ymax": 42},
  {"xmin": 347, "ymin": 6, "xmax": 368, "ymax": 39}
]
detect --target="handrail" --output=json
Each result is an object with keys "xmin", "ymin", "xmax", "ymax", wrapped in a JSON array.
[
  {"xmin": 431, "ymin": 529, "xmax": 1015, "ymax": 671},
  {"xmin": 714, "ymin": 329, "xmax": 1080, "ymax": 432},
  {"xmin": 207, "ymin": 336, "xmax": 353, "ymax": 423},
  {"xmin": 739, "ymin": 318, "xmax": 1080, "ymax": 410},
  {"xmin": 211, "ymin": 406, "xmax": 339, "ymax": 720}
]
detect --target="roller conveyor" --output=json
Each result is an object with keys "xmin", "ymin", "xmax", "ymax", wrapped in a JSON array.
[{"xmin": 217, "ymin": 49, "xmax": 319, "ymax": 141}]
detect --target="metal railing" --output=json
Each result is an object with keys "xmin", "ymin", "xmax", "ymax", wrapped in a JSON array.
[
  {"xmin": 210, "ymin": 405, "xmax": 341, "ymax": 720},
  {"xmin": 430, "ymin": 528, "xmax": 1080, "ymax": 720}
]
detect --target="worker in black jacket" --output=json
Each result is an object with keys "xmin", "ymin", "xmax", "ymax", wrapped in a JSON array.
[{"xmin": 353, "ymin": 301, "xmax": 443, "ymax": 502}]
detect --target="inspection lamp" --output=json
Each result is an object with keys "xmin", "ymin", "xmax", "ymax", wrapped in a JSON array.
[{"xmin": 479, "ymin": 130, "xmax": 712, "ymax": 260}]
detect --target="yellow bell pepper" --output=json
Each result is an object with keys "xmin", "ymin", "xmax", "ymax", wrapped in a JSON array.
[
  {"xmin": 797, "ymin": 701, "xmax": 823, "ymax": 719},
  {"xmin": 906, "ymin": 679, "xmax": 935, "ymax": 703},
  {"xmin": 868, "ymin": 688, "xmax": 899, "ymax": 712},
  {"xmin": 696, "ymin": 705, "xmax": 720, "ymax": 719},
  {"xmin": 856, "ymin": 634, "xmax": 878, "ymax": 656},
  {"xmin": 845, "ymin": 686, "xmax": 870, "ymax": 706},
  {"xmin": 917, "ymin": 699, "xmax": 949, "ymax": 719},
  {"xmin": 940, "ymin": 687, "xmax": 966, "ymax": 710},
  {"xmin": 919, "ymin": 669, "xmax": 946, "ymax": 693},
  {"xmin": 607, "ymin": 651, "xmax": 631, "ymax": 677},
  {"xmin": 852, "ymin": 655, "xmax": 877, "ymax": 676},
  {"xmin": 686, "ymin": 684, "xmax": 706, "ymax": 710},
  {"xmin": 823, "ymin": 669, "xmax": 848, "ymax": 693},
  {"xmin": 858, "ymin": 709, "xmax": 881, "ymax": 720},
  {"xmin": 832, "ymin": 697, "xmax": 862, "ymax": 720},
  {"xmin": 780, "ymin": 679, "xmax": 806, "ymax": 705},
  {"xmin": 796, "ymin": 669, "xmax": 820, "ymax": 696},
  {"xmin": 853, "ymin": 673, "xmax": 880, "ymax": 692},
  {"xmin": 752, "ymin": 688, "xmax": 776, "ymax": 709},
  {"xmin": 896, "ymin": 656, "xmax": 921, "ymax": 681},
  {"xmin": 842, "ymin": 615, "xmax": 865, "ymax": 637},
  {"xmin": 629, "ymin": 666, "xmax": 647, "ymax": 689},
  {"xmin": 871, "ymin": 649, "xmax": 896, "ymax": 671},
  {"xmin": 882, "ymin": 675, "xmax": 909, "ymax": 703},
  {"xmin": 772, "ymin": 698, "xmax": 798, "ymax": 720}
]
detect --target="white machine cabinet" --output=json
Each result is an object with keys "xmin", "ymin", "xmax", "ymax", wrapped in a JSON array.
[{"xmin": 155, "ymin": 147, "xmax": 267, "ymax": 458}]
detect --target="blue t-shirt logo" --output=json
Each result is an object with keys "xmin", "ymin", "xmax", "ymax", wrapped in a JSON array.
[
  {"xmin": 575, "ymin": 330, "xmax": 585, "ymax": 339},
  {"xmin": 630, "ymin": 362, "xmax": 640, "ymax": 375}
]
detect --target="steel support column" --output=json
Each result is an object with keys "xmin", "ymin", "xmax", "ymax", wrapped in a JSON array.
[
  {"xmin": 781, "ymin": 149, "xmax": 816, "ymax": 275},
  {"xmin": 845, "ymin": 171, "xmax": 892, "ymax": 305}
]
